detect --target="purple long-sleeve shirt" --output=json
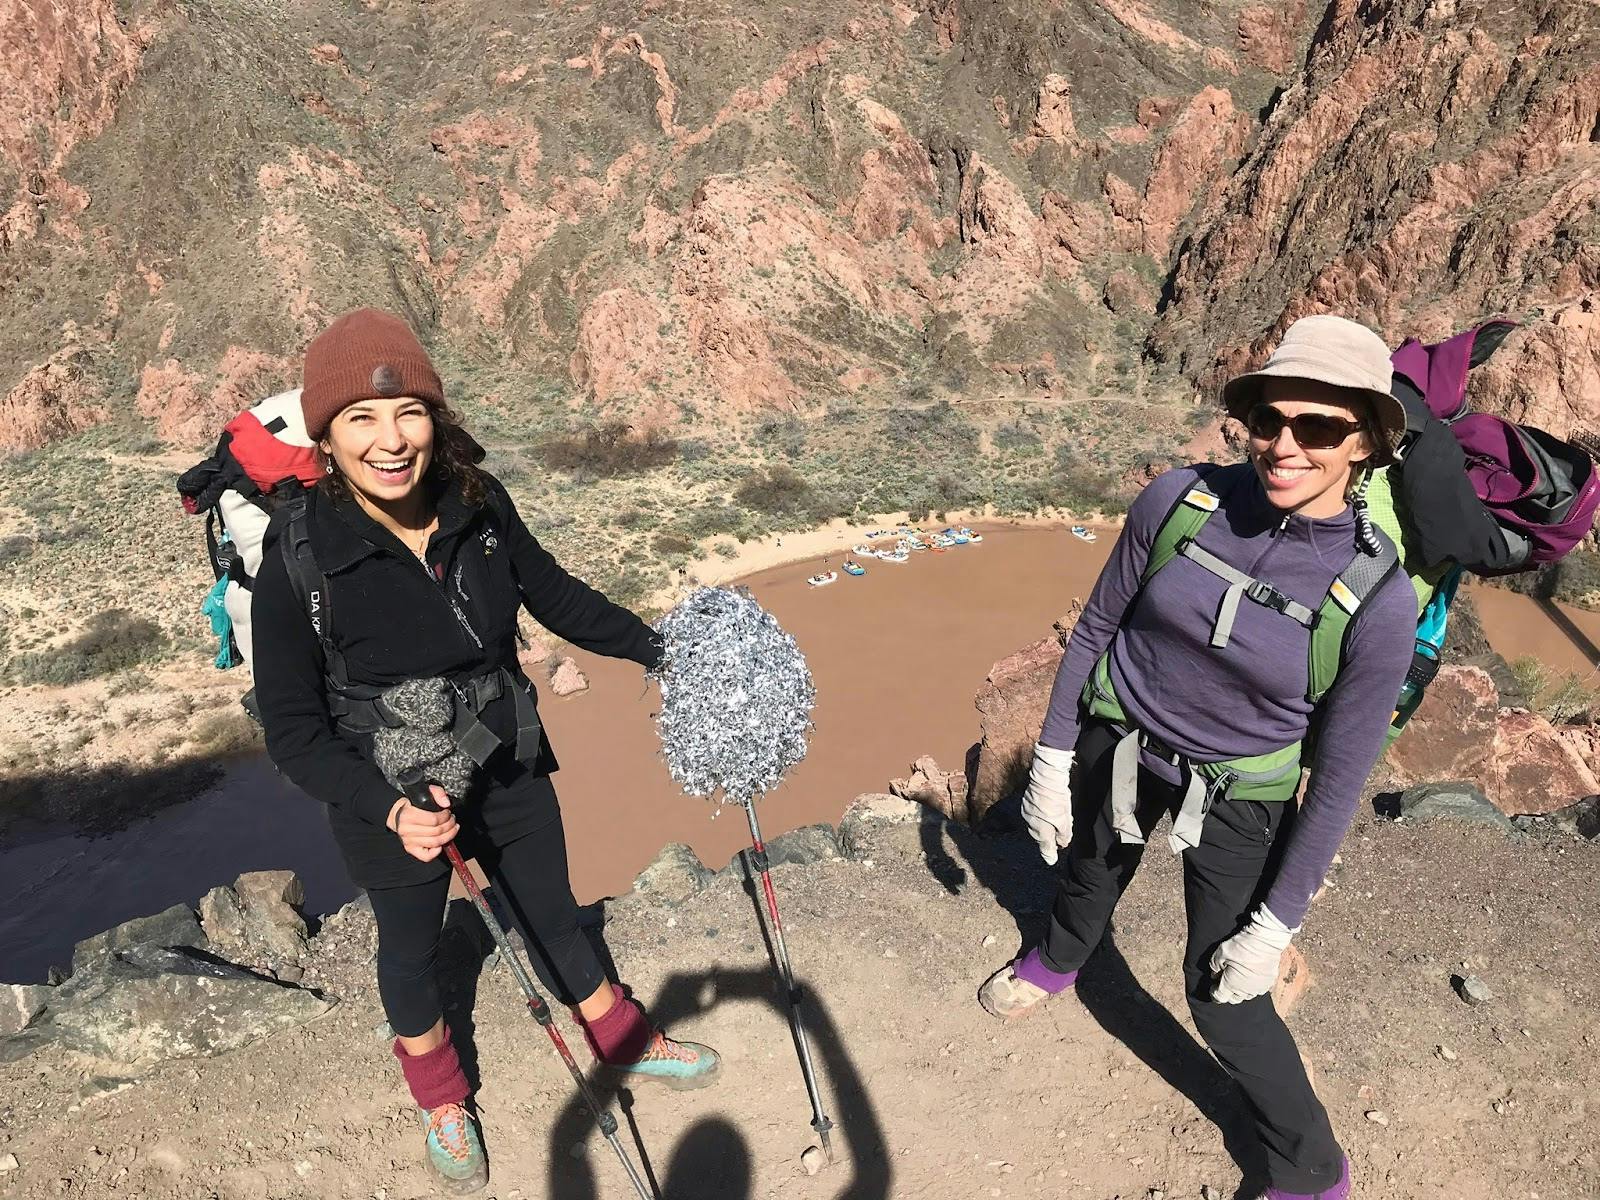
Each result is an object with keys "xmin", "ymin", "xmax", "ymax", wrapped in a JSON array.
[{"xmin": 1040, "ymin": 465, "xmax": 1415, "ymax": 927}]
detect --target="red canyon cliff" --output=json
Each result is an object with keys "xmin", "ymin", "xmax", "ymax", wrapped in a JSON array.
[{"xmin": 1, "ymin": 0, "xmax": 1595, "ymax": 452}]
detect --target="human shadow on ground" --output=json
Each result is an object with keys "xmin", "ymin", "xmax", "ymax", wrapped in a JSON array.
[
  {"xmin": 921, "ymin": 796, "xmax": 1268, "ymax": 1199},
  {"xmin": 542, "ymin": 952, "xmax": 891, "ymax": 1200},
  {"xmin": 437, "ymin": 874, "xmax": 891, "ymax": 1199}
]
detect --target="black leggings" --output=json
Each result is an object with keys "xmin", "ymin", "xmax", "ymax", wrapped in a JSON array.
[
  {"xmin": 1041, "ymin": 720, "xmax": 1342, "ymax": 1195},
  {"xmin": 368, "ymin": 815, "xmax": 607, "ymax": 1037}
]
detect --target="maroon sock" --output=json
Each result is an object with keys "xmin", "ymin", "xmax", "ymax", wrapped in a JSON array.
[
  {"xmin": 393, "ymin": 1026, "xmax": 470, "ymax": 1110},
  {"xmin": 577, "ymin": 984, "xmax": 653, "ymax": 1065}
]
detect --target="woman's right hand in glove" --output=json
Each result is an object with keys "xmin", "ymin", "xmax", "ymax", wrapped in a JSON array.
[
  {"xmin": 385, "ymin": 785, "xmax": 457, "ymax": 862},
  {"xmin": 1020, "ymin": 742, "xmax": 1075, "ymax": 866}
]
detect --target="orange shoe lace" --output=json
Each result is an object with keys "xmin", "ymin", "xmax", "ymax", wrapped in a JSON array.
[
  {"xmin": 428, "ymin": 1102, "xmax": 474, "ymax": 1163},
  {"xmin": 641, "ymin": 1031, "xmax": 698, "ymax": 1064}
]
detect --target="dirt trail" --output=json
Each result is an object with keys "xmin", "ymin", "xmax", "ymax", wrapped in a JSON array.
[{"xmin": 0, "ymin": 804, "xmax": 1594, "ymax": 1200}]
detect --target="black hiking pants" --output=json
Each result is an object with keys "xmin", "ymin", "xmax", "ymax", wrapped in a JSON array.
[
  {"xmin": 1039, "ymin": 719, "xmax": 1343, "ymax": 1194},
  {"xmin": 367, "ymin": 810, "xmax": 607, "ymax": 1037}
]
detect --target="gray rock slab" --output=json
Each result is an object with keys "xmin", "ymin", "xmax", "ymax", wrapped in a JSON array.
[
  {"xmin": 762, "ymin": 823, "xmax": 842, "ymax": 869},
  {"xmin": 198, "ymin": 886, "xmax": 248, "ymax": 952},
  {"xmin": 1550, "ymin": 795, "xmax": 1600, "ymax": 840},
  {"xmin": 0, "ymin": 983, "xmax": 53, "ymax": 1036},
  {"xmin": 1398, "ymin": 782, "xmax": 1514, "ymax": 830},
  {"xmin": 47, "ymin": 945, "xmax": 334, "ymax": 1068},
  {"xmin": 71, "ymin": 904, "xmax": 208, "ymax": 974},
  {"xmin": 234, "ymin": 871, "xmax": 310, "ymax": 965},
  {"xmin": 838, "ymin": 793, "xmax": 927, "ymax": 860},
  {"xmin": 631, "ymin": 843, "xmax": 711, "ymax": 905}
]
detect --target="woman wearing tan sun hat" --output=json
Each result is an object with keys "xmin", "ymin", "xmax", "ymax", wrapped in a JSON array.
[{"xmin": 978, "ymin": 313, "xmax": 1415, "ymax": 1199}]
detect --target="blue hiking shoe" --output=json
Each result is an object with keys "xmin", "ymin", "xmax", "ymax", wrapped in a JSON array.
[
  {"xmin": 419, "ymin": 1101, "xmax": 488, "ymax": 1194},
  {"xmin": 602, "ymin": 1029, "xmax": 722, "ymax": 1091}
]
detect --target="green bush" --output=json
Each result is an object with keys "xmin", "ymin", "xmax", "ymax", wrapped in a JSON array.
[
  {"xmin": 735, "ymin": 465, "xmax": 814, "ymax": 516},
  {"xmin": 1552, "ymin": 549, "xmax": 1600, "ymax": 609},
  {"xmin": 540, "ymin": 421, "xmax": 678, "ymax": 477},
  {"xmin": 680, "ymin": 503, "xmax": 749, "ymax": 540},
  {"xmin": 1509, "ymin": 655, "xmax": 1600, "ymax": 724},
  {"xmin": 653, "ymin": 532, "xmax": 695, "ymax": 558},
  {"xmin": 7, "ymin": 609, "xmax": 167, "ymax": 686},
  {"xmin": 993, "ymin": 422, "xmax": 1042, "ymax": 454}
]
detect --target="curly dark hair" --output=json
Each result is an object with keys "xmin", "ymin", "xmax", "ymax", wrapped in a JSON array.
[{"xmin": 318, "ymin": 402, "xmax": 490, "ymax": 508}]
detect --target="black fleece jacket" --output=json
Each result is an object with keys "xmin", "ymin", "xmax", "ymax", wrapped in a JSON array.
[{"xmin": 251, "ymin": 474, "xmax": 661, "ymax": 837}]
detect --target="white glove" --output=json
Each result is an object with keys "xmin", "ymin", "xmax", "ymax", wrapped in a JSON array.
[
  {"xmin": 1209, "ymin": 906, "xmax": 1298, "ymax": 1004},
  {"xmin": 1019, "ymin": 742, "xmax": 1075, "ymax": 866}
]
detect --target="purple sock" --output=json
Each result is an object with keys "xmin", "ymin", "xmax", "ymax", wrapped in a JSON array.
[
  {"xmin": 1266, "ymin": 1155, "xmax": 1350, "ymax": 1200},
  {"xmin": 1013, "ymin": 947, "xmax": 1078, "ymax": 994}
]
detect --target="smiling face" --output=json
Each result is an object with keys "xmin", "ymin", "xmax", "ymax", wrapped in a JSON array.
[
  {"xmin": 1246, "ymin": 377, "xmax": 1376, "ymax": 520},
  {"xmin": 320, "ymin": 395, "xmax": 435, "ymax": 510}
]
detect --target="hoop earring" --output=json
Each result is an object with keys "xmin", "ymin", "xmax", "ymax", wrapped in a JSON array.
[{"xmin": 324, "ymin": 460, "xmax": 334, "ymax": 475}]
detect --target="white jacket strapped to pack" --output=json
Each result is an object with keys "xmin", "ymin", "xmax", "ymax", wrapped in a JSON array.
[{"xmin": 177, "ymin": 387, "xmax": 320, "ymax": 670}]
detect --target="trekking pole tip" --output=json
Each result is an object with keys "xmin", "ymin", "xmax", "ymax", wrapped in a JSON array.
[{"xmin": 813, "ymin": 1117, "xmax": 836, "ymax": 1163}]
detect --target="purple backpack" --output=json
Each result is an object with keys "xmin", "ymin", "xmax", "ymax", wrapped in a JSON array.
[{"xmin": 1391, "ymin": 320, "xmax": 1600, "ymax": 572}]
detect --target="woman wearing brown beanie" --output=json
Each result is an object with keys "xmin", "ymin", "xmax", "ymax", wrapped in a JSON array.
[{"xmin": 251, "ymin": 308, "xmax": 719, "ymax": 1194}]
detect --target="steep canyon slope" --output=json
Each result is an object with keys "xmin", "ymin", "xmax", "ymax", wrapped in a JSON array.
[
  {"xmin": 4, "ymin": 0, "xmax": 1593, "ymax": 448},
  {"xmin": 0, "ymin": 0, "xmax": 1596, "ymax": 767}
]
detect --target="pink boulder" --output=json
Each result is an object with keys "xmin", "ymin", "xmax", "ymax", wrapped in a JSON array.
[
  {"xmin": 1382, "ymin": 665, "xmax": 1498, "ymax": 793},
  {"xmin": 549, "ymin": 656, "xmax": 590, "ymax": 698},
  {"xmin": 968, "ymin": 607, "xmax": 1080, "ymax": 824},
  {"xmin": 1490, "ymin": 711, "xmax": 1600, "ymax": 816}
]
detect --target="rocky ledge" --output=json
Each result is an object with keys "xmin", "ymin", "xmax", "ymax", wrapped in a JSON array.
[{"xmin": 0, "ymin": 775, "xmax": 1598, "ymax": 1198}]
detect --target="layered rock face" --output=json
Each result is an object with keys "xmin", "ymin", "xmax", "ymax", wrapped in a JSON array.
[
  {"xmin": 1150, "ymin": 0, "xmax": 1599, "ymax": 428},
  {"xmin": 11, "ymin": 0, "xmax": 1589, "ymax": 454}
]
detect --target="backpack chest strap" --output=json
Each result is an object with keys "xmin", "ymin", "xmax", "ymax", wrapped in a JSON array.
[
  {"xmin": 1178, "ymin": 539, "xmax": 1317, "ymax": 648},
  {"xmin": 447, "ymin": 666, "xmax": 543, "ymax": 767}
]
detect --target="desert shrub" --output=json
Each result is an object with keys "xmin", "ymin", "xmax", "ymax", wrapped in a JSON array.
[
  {"xmin": 993, "ymin": 422, "xmax": 1042, "ymax": 454},
  {"xmin": 0, "ymin": 535, "xmax": 33, "ymax": 567},
  {"xmin": 540, "ymin": 421, "xmax": 678, "ymax": 477},
  {"xmin": 755, "ymin": 417, "xmax": 807, "ymax": 459},
  {"xmin": 187, "ymin": 709, "xmax": 262, "ymax": 758},
  {"xmin": 680, "ymin": 503, "xmax": 749, "ymax": 540},
  {"xmin": 7, "ymin": 609, "xmax": 167, "ymax": 686},
  {"xmin": 1024, "ymin": 465, "xmax": 1127, "ymax": 516},
  {"xmin": 1510, "ymin": 655, "xmax": 1600, "ymax": 724},
  {"xmin": 893, "ymin": 400, "xmax": 975, "ymax": 456},
  {"xmin": 677, "ymin": 438, "xmax": 712, "ymax": 462},
  {"xmin": 107, "ymin": 669, "xmax": 155, "ymax": 697},
  {"xmin": 653, "ymin": 532, "xmax": 695, "ymax": 558},
  {"xmin": 1551, "ymin": 549, "xmax": 1600, "ymax": 609},
  {"xmin": 592, "ymin": 563, "xmax": 655, "ymax": 606},
  {"xmin": 735, "ymin": 465, "xmax": 814, "ymax": 516}
]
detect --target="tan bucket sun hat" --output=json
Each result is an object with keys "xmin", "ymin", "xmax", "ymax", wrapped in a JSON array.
[{"xmin": 1221, "ymin": 314, "xmax": 1405, "ymax": 462}]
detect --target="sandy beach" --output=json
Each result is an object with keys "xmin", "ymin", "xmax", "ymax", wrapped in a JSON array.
[{"xmin": 653, "ymin": 506, "xmax": 1122, "ymax": 604}]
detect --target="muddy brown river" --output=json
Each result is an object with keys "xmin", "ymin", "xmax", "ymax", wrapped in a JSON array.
[{"xmin": 3, "ymin": 526, "xmax": 1596, "ymax": 981}]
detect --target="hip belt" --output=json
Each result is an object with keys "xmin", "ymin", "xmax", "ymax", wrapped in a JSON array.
[
  {"xmin": 336, "ymin": 665, "xmax": 543, "ymax": 768},
  {"xmin": 1082, "ymin": 653, "xmax": 1303, "ymax": 855}
]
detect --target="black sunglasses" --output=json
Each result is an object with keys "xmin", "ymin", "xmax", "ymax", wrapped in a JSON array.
[{"xmin": 1245, "ymin": 404, "xmax": 1364, "ymax": 450}]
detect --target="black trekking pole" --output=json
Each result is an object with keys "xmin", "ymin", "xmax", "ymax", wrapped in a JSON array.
[
  {"xmin": 401, "ymin": 773, "xmax": 653, "ymax": 1200},
  {"xmin": 740, "ymin": 795, "xmax": 836, "ymax": 1164}
]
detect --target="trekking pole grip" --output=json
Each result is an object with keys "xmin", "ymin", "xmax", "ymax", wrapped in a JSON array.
[{"xmin": 397, "ymin": 767, "xmax": 443, "ymax": 813}]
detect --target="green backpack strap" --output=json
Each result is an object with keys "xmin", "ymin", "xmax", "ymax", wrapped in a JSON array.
[
  {"xmin": 1306, "ymin": 527, "xmax": 1402, "ymax": 703},
  {"xmin": 1143, "ymin": 464, "xmax": 1254, "ymax": 581}
]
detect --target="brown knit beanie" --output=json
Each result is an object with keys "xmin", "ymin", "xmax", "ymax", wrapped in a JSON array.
[{"xmin": 300, "ymin": 308, "xmax": 445, "ymax": 440}]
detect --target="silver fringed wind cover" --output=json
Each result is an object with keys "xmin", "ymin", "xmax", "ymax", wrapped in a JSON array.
[{"xmin": 651, "ymin": 586, "xmax": 815, "ymax": 805}]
